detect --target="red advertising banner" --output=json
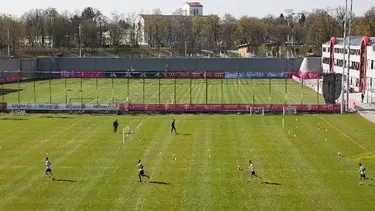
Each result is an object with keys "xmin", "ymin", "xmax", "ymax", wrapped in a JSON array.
[
  {"xmin": 6, "ymin": 76, "xmax": 22, "ymax": 82},
  {"xmin": 118, "ymin": 104, "xmax": 341, "ymax": 113},
  {"xmin": 298, "ymin": 72, "xmax": 321, "ymax": 79},
  {"xmin": 0, "ymin": 103, "xmax": 7, "ymax": 110},
  {"xmin": 166, "ymin": 71, "xmax": 225, "ymax": 79}
]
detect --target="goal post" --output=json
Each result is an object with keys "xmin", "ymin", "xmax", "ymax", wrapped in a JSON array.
[
  {"xmin": 249, "ymin": 107, "xmax": 265, "ymax": 116},
  {"xmin": 9, "ymin": 110, "xmax": 26, "ymax": 116},
  {"xmin": 283, "ymin": 106, "xmax": 297, "ymax": 115}
]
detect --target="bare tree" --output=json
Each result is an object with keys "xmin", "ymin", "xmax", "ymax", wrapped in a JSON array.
[{"xmin": 220, "ymin": 14, "xmax": 237, "ymax": 50}]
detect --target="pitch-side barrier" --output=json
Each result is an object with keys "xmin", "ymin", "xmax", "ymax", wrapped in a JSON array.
[{"xmin": 0, "ymin": 103, "xmax": 342, "ymax": 114}]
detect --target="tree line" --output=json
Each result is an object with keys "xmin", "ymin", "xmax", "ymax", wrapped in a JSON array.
[{"xmin": 0, "ymin": 6, "xmax": 375, "ymax": 55}]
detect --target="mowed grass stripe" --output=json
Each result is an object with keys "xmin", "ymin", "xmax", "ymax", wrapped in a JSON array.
[
  {"xmin": 178, "ymin": 119, "xmax": 209, "ymax": 210},
  {"xmin": 1, "ymin": 113, "xmax": 375, "ymax": 210},
  {"xmin": 2, "ymin": 79, "xmax": 324, "ymax": 104},
  {"xmin": 110, "ymin": 117, "xmax": 171, "ymax": 210},
  {"xmin": 63, "ymin": 117, "xmax": 137, "ymax": 210},
  {"xmin": 0, "ymin": 117, "xmax": 84, "ymax": 172},
  {"xmin": 258, "ymin": 117, "xmax": 308, "ymax": 210},
  {"xmin": 0, "ymin": 117, "xmax": 99, "ymax": 210}
]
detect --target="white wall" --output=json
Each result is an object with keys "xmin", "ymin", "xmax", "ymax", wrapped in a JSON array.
[
  {"xmin": 182, "ymin": 4, "xmax": 203, "ymax": 16},
  {"xmin": 321, "ymin": 43, "xmax": 375, "ymax": 92}
]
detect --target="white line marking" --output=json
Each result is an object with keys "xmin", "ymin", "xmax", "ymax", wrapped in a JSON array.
[
  {"xmin": 136, "ymin": 122, "xmax": 143, "ymax": 129},
  {"xmin": 319, "ymin": 116, "xmax": 374, "ymax": 156}
]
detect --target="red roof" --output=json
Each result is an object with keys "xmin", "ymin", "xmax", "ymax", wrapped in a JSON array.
[{"xmin": 186, "ymin": 2, "xmax": 203, "ymax": 7}]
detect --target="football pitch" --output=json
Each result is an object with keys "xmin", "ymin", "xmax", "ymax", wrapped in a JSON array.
[
  {"xmin": 1, "ymin": 113, "xmax": 375, "ymax": 210},
  {"xmin": 0, "ymin": 79, "xmax": 323, "ymax": 104}
]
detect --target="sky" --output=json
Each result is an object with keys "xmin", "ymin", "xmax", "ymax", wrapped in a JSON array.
[{"xmin": 0, "ymin": 0, "xmax": 373, "ymax": 18}]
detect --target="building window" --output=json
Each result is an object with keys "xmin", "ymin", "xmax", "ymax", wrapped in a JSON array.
[
  {"xmin": 370, "ymin": 78, "xmax": 373, "ymax": 88},
  {"xmin": 371, "ymin": 60, "xmax": 374, "ymax": 70},
  {"xmin": 356, "ymin": 78, "xmax": 359, "ymax": 87},
  {"xmin": 350, "ymin": 77, "xmax": 353, "ymax": 85}
]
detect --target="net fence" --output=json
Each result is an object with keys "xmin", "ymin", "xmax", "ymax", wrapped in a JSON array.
[{"xmin": 0, "ymin": 71, "xmax": 323, "ymax": 104}]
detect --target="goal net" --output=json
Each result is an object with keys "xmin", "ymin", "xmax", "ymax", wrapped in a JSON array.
[
  {"xmin": 10, "ymin": 110, "xmax": 26, "ymax": 116},
  {"xmin": 283, "ymin": 106, "xmax": 297, "ymax": 115},
  {"xmin": 127, "ymin": 93, "xmax": 175, "ymax": 104},
  {"xmin": 249, "ymin": 107, "xmax": 265, "ymax": 116}
]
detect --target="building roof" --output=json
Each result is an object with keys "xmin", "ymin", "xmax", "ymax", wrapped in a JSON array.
[
  {"xmin": 186, "ymin": 2, "xmax": 203, "ymax": 7},
  {"xmin": 323, "ymin": 36, "xmax": 375, "ymax": 47}
]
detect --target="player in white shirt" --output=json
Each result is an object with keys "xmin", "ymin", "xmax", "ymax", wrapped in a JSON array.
[
  {"xmin": 138, "ymin": 159, "xmax": 150, "ymax": 182},
  {"xmin": 249, "ymin": 160, "xmax": 262, "ymax": 183},
  {"xmin": 359, "ymin": 163, "xmax": 373, "ymax": 185},
  {"xmin": 45, "ymin": 157, "xmax": 55, "ymax": 180}
]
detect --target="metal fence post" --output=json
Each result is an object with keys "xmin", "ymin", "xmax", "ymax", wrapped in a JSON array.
[
  {"xmin": 80, "ymin": 77, "xmax": 83, "ymax": 104},
  {"xmin": 65, "ymin": 77, "xmax": 67, "ymax": 104},
  {"xmin": 237, "ymin": 72, "xmax": 239, "ymax": 104},
  {"xmin": 317, "ymin": 78, "xmax": 320, "ymax": 104},
  {"xmin": 268, "ymin": 78, "xmax": 271, "ymax": 104},
  {"xmin": 127, "ymin": 78, "xmax": 130, "ymax": 100},
  {"xmin": 221, "ymin": 79, "xmax": 223, "ymax": 104},
  {"xmin": 301, "ymin": 78, "xmax": 304, "ymax": 105},
  {"xmin": 1, "ymin": 71, "xmax": 4, "ymax": 103},
  {"xmin": 142, "ymin": 78, "xmax": 145, "ymax": 104},
  {"xmin": 158, "ymin": 78, "xmax": 161, "ymax": 104},
  {"xmin": 174, "ymin": 78, "xmax": 176, "ymax": 104},
  {"xmin": 252, "ymin": 79, "xmax": 255, "ymax": 104},
  {"xmin": 206, "ymin": 77, "xmax": 208, "ymax": 104},
  {"xmin": 96, "ymin": 77, "xmax": 99, "ymax": 104},
  {"xmin": 112, "ymin": 76, "xmax": 114, "ymax": 104},
  {"xmin": 190, "ymin": 78, "xmax": 192, "ymax": 104},
  {"xmin": 17, "ymin": 70, "xmax": 21, "ymax": 103},
  {"xmin": 34, "ymin": 77, "xmax": 36, "ymax": 103},
  {"xmin": 49, "ymin": 71, "xmax": 52, "ymax": 103}
]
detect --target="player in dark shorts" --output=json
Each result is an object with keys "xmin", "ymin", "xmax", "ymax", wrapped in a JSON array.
[
  {"xmin": 45, "ymin": 157, "xmax": 55, "ymax": 180},
  {"xmin": 359, "ymin": 163, "xmax": 373, "ymax": 185},
  {"xmin": 249, "ymin": 160, "xmax": 261, "ymax": 183},
  {"xmin": 138, "ymin": 159, "xmax": 150, "ymax": 182},
  {"xmin": 113, "ymin": 119, "xmax": 119, "ymax": 133},
  {"xmin": 171, "ymin": 119, "xmax": 177, "ymax": 134}
]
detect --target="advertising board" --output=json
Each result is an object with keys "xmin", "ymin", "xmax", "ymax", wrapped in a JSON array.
[{"xmin": 6, "ymin": 103, "xmax": 117, "ymax": 111}]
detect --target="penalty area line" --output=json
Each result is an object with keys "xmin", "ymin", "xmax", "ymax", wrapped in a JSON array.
[{"xmin": 318, "ymin": 116, "xmax": 375, "ymax": 156}]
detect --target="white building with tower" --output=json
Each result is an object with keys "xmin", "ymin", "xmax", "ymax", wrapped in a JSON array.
[
  {"xmin": 137, "ymin": 2, "xmax": 204, "ymax": 46},
  {"xmin": 181, "ymin": 2, "xmax": 203, "ymax": 16},
  {"xmin": 321, "ymin": 36, "xmax": 375, "ymax": 102}
]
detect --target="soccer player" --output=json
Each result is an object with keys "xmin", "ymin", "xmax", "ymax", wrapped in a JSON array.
[
  {"xmin": 138, "ymin": 159, "xmax": 150, "ymax": 182},
  {"xmin": 45, "ymin": 157, "xmax": 55, "ymax": 180},
  {"xmin": 171, "ymin": 119, "xmax": 177, "ymax": 134},
  {"xmin": 249, "ymin": 160, "xmax": 262, "ymax": 183},
  {"xmin": 359, "ymin": 163, "xmax": 373, "ymax": 185},
  {"xmin": 113, "ymin": 119, "xmax": 119, "ymax": 133}
]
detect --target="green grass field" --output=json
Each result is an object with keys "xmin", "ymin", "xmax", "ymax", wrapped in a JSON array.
[
  {"xmin": 1, "ymin": 113, "xmax": 375, "ymax": 210},
  {"xmin": 0, "ymin": 79, "xmax": 323, "ymax": 104}
]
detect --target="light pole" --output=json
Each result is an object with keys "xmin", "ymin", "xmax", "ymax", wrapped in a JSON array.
[
  {"xmin": 7, "ymin": 27, "xmax": 10, "ymax": 59},
  {"xmin": 79, "ymin": 23, "xmax": 82, "ymax": 57},
  {"xmin": 340, "ymin": 0, "xmax": 348, "ymax": 114},
  {"xmin": 285, "ymin": 9, "xmax": 294, "ymax": 58},
  {"xmin": 6, "ymin": 14, "xmax": 10, "ymax": 59},
  {"xmin": 285, "ymin": 9, "xmax": 303, "ymax": 57},
  {"xmin": 346, "ymin": 0, "xmax": 353, "ymax": 111}
]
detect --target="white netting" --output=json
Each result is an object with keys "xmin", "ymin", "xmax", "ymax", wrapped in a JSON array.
[
  {"xmin": 250, "ymin": 107, "xmax": 265, "ymax": 116},
  {"xmin": 10, "ymin": 110, "xmax": 26, "ymax": 116},
  {"xmin": 127, "ymin": 94, "xmax": 174, "ymax": 104},
  {"xmin": 283, "ymin": 106, "xmax": 297, "ymax": 115}
]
